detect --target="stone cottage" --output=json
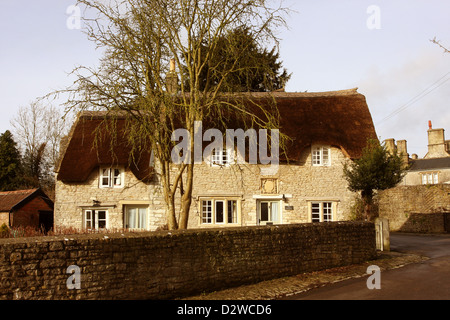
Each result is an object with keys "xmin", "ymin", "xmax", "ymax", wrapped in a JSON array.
[{"xmin": 54, "ymin": 88, "xmax": 377, "ymax": 231}]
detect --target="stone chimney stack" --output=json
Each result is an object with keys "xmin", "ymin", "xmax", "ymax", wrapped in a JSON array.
[
  {"xmin": 166, "ymin": 58, "xmax": 178, "ymax": 95},
  {"xmin": 424, "ymin": 121, "xmax": 449, "ymax": 159},
  {"xmin": 384, "ymin": 138, "xmax": 396, "ymax": 154},
  {"xmin": 396, "ymin": 139, "xmax": 409, "ymax": 167}
]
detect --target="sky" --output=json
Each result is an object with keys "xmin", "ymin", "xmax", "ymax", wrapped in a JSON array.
[{"xmin": 0, "ymin": 0, "xmax": 449, "ymax": 158}]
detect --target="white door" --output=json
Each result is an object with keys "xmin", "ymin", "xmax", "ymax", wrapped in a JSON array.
[{"xmin": 257, "ymin": 200, "xmax": 280, "ymax": 225}]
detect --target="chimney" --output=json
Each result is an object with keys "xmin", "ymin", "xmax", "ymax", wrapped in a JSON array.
[
  {"xmin": 384, "ymin": 138, "xmax": 396, "ymax": 154},
  {"xmin": 396, "ymin": 140, "xmax": 409, "ymax": 167},
  {"xmin": 424, "ymin": 122, "xmax": 449, "ymax": 159},
  {"xmin": 166, "ymin": 58, "xmax": 178, "ymax": 95}
]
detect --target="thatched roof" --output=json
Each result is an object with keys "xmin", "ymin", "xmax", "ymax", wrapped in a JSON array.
[
  {"xmin": 56, "ymin": 88, "xmax": 377, "ymax": 183},
  {"xmin": 56, "ymin": 112, "xmax": 154, "ymax": 183}
]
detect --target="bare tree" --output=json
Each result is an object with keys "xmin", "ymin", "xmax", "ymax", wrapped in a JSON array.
[
  {"xmin": 11, "ymin": 100, "xmax": 70, "ymax": 194},
  {"xmin": 56, "ymin": 0, "xmax": 290, "ymax": 230},
  {"xmin": 431, "ymin": 37, "xmax": 449, "ymax": 54}
]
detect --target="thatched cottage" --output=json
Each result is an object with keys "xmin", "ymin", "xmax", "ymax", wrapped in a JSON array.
[{"xmin": 54, "ymin": 88, "xmax": 377, "ymax": 231}]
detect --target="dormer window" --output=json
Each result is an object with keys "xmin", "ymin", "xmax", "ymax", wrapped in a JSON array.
[
  {"xmin": 312, "ymin": 146, "xmax": 331, "ymax": 166},
  {"xmin": 210, "ymin": 148, "xmax": 233, "ymax": 167},
  {"xmin": 99, "ymin": 167, "xmax": 124, "ymax": 188}
]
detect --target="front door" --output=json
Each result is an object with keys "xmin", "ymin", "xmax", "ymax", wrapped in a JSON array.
[{"xmin": 257, "ymin": 200, "xmax": 280, "ymax": 225}]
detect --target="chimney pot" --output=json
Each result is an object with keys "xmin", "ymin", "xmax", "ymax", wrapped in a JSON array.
[{"xmin": 428, "ymin": 120, "xmax": 432, "ymax": 130}]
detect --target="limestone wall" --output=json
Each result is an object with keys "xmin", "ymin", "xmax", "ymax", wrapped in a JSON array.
[
  {"xmin": 189, "ymin": 146, "xmax": 354, "ymax": 228},
  {"xmin": 54, "ymin": 167, "xmax": 166, "ymax": 231},
  {"xmin": 0, "ymin": 221, "xmax": 376, "ymax": 300},
  {"xmin": 55, "ymin": 146, "xmax": 355, "ymax": 230},
  {"xmin": 379, "ymin": 184, "xmax": 450, "ymax": 233}
]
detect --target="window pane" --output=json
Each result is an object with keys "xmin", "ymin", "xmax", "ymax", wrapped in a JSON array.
[
  {"xmin": 422, "ymin": 174, "xmax": 427, "ymax": 185},
  {"xmin": 433, "ymin": 173, "xmax": 439, "ymax": 184},
  {"xmin": 222, "ymin": 150, "xmax": 228, "ymax": 164},
  {"xmin": 311, "ymin": 203, "xmax": 320, "ymax": 222},
  {"xmin": 271, "ymin": 202, "xmax": 279, "ymax": 223},
  {"xmin": 97, "ymin": 211, "xmax": 107, "ymax": 229},
  {"xmin": 323, "ymin": 202, "xmax": 333, "ymax": 222},
  {"xmin": 127, "ymin": 208, "xmax": 136, "ymax": 228},
  {"xmin": 101, "ymin": 168, "xmax": 110, "ymax": 187},
  {"xmin": 113, "ymin": 169, "xmax": 121, "ymax": 186},
  {"xmin": 227, "ymin": 200, "xmax": 237, "ymax": 224},
  {"xmin": 260, "ymin": 202, "xmax": 269, "ymax": 222},
  {"xmin": 138, "ymin": 208, "xmax": 147, "ymax": 229},
  {"xmin": 427, "ymin": 174, "xmax": 432, "ymax": 184},
  {"xmin": 215, "ymin": 201, "xmax": 224, "ymax": 223},
  {"xmin": 312, "ymin": 148, "xmax": 321, "ymax": 165},
  {"xmin": 202, "ymin": 200, "xmax": 212, "ymax": 224},
  {"xmin": 85, "ymin": 210, "xmax": 92, "ymax": 229},
  {"xmin": 211, "ymin": 149, "xmax": 221, "ymax": 165},
  {"xmin": 322, "ymin": 148, "xmax": 330, "ymax": 165}
]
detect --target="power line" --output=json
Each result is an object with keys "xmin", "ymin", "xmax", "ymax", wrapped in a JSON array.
[{"xmin": 376, "ymin": 71, "xmax": 450, "ymax": 126}]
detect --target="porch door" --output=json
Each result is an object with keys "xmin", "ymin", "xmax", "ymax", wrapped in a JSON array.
[{"xmin": 258, "ymin": 200, "xmax": 280, "ymax": 225}]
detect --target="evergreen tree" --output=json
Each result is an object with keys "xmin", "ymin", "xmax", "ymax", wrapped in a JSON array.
[
  {"xmin": 343, "ymin": 139, "xmax": 407, "ymax": 221},
  {"xmin": 0, "ymin": 130, "xmax": 23, "ymax": 191},
  {"xmin": 183, "ymin": 26, "xmax": 291, "ymax": 92}
]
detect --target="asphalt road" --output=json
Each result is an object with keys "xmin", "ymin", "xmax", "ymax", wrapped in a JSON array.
[{"xmin": 284, "ymin": 233, "xmax": 450, "ymax": 300}]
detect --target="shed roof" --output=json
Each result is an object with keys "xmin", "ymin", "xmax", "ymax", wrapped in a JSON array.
[
  {"xmin": 0, "ymin": 189, "xmax": 53, "ymax": 212},
  {"xmin": 56, "ymin": 88, "xmax": 377, "ymax": 183}
]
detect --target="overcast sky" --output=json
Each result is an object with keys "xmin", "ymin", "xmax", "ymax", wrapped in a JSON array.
[{"xmin": 0, "ymin": 0, "xmax": 449, "ymax": 158}]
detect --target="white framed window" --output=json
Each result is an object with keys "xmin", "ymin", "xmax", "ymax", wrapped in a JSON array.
[
  {"xmin": 311, "ymin": 202, "xmax": 333, "ymax": 223},
  {"xmin": 202, "ymin": 200, "xmax": 213, "ymax": 224},
  {"xmin": 421, "ymin": 172, "xmax": 439, "ymax": 185},
  {"xmin": 83, "ymin": 210, "xmax": 108, "ymax": 230},
  {"xmin": 99, "ymin": 167, "xmax": 124, "ymax": 188},
  {"xmin": 210, "ymin": 149, "xmax": 233, "ymax": 167},
  {"xmin": 200, "ymin": 199, "xmax": 239, "ymax": 225},
  {"xmin": 312, "ymin": 146, "xmax": 331, "ymax": 166},
  {"xmin": 258, "ymin": 200, "xmax": 280, "ymax": 225},
  {"xmin": 124, "ymin": 206, "xmax": 148, "ymax": 230}
]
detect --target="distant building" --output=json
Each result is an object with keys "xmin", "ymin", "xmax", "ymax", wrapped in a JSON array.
[
  {"xmin": 380, "ymin": 122, "xmax": 450, "ymax": 233},
  {"xmin": 0, "ymin": 189, "xmax": 54, "ymax": 231},
  {"xmin": 384, "ymin": 121, "xmax": 450, "ymax": 186}
]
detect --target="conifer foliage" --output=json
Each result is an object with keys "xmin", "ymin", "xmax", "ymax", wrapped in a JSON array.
[{"xmin": 343, "ymin": 139, "xmax": 407, "ymax": 221}]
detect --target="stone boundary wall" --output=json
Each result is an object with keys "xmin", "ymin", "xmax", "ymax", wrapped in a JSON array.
[
  {"xmin": 379, "ymin": 184, "xmax": 450, "ymax": 233},
  {"xmin": 0, "ymin": 221, "xmax": 376, "ymax": 300}
]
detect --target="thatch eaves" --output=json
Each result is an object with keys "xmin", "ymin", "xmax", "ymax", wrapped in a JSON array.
[
  {"xmin": 56, "ymin": 88, "xmax": 377, "ymax": 183},
  {"xmin": 56, "ymin": 111, "xmax": 154, "ymax": 183}
]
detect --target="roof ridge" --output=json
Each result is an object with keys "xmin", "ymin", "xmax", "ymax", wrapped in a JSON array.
[{"xmin": 0, "ymin": 188, "xmax": 38, "ymax": 195}]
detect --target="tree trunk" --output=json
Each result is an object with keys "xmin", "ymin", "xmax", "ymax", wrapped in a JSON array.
[
  {"xmin": 166, "ymin": 196, "xmax": 178, "ymax": 230},
  {"xmin": 361, "ymin": 190, "xmax": 374, "ymax": 222},
  {"xmin": 178, "ymin": 163, "xmax": 194, "ymax": 229}
]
